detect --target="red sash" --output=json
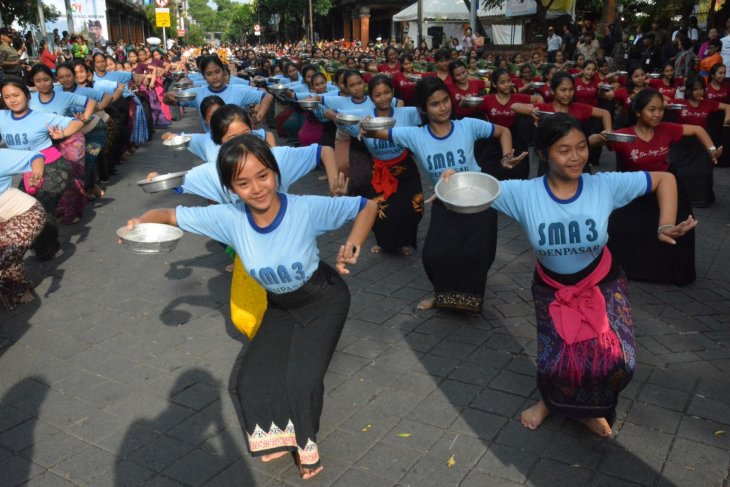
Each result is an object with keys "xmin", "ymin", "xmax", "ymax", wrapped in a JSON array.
[{"xmin": 371, "ymin": 150, "xmax": 408, "ymax": 200}]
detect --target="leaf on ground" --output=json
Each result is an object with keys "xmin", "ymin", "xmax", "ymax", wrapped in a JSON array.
[
  {"xmin": 361, "ymin": 423, "xmax": 372, "ymax": 432},
  {"xmin": 396, "ymin": 433, "xmax": 411, "ymax": 438},
  {"xmin": 714, "ymin": 430, "xmax": 725, "ymax": 438},
  {"xmin": 446, "ymin": 454, "xmax": 456, "ymax": 468}
]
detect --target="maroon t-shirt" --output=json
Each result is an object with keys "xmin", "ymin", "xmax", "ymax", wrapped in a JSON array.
[
  {"xmin": 377, "ymin": 62, "xmax": 401, "ymax": 74},
  {"xmin": 574, "ymin": 76, "xmax": 600, "ymax": 106},
  {"xmin": 609, "ymin": 122, "xmax": 684, "ymax": 172},
  {"xmin": 448, "ymin": 79, "xmax": 486, "ymax": 118},
  {"xmin": 479, "ymin": 93, "xmax": 532, "ymax": 128},
  {"xmin": 649, "ymin": 78, "xmax": 682, "ymax": 100},
  {"xmin": 536, "ymin": 102, "xmax": 594, "ymax": 121},
  {"xmin": 672, "ymin": 99, "xmax": 720, "ymax": 128},
  {"xmin": 706, "ymin": 81, "xmax": 730, "ymax": 103}
]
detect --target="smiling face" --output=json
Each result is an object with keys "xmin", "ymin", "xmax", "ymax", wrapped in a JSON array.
[
  {"xmin": 545, "ymin": 127, "xmax": 588, "ymax": 180},
  {"xmin": 56, "ymin": 66, "xmax": 76, "ymax": 89},
  {"xmin": 1, "ymin": 84, "xmax": 29, "ymax": 113},
  {"xmin": 636, "ymin": 94, "xmax": 665, "ymax": 128},
  {"xmin": 452, "ymin": 64, "xmax": 468, "ymax": 85},
  {"xmin": 230, "ymin": 153, "xmax": 278, "ymax": 212},
  {"xmin": 74, "ymin": 64, "xmax": 90, "ymax": 85},
  {"xmin": 553, "ymin": 79, "xmax": 575, "ymax": 106},
  {"xmin": 346, "ymin": 74, "xmax": 365, "ymax": 98},
  {"xmin": 370, "ymin": 82, "xmax": 394, "ymax": 111}
]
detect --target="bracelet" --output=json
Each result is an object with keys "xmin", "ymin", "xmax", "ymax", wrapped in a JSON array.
[{"xmin": 657, "ymin": 224, "xmax": 673, "ymax": 235}]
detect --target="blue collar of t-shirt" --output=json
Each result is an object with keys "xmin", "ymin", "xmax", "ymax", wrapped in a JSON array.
[
  {"xmin": 11, "ymin": 109, "xmax": 33, "ymax": 121},
  {"xmin": 543, "ymin": 174, "xmax": 583, "ymax": 204},
  {"xmin": 208, "ymin": 84, "xmax": 229, "ymax": 94},
  {"xmin": 427, "ymin": 121, "xmax": 454, "ymax": 140},
  {"xmin": 244, "ymin": 192, "xmax": 287, "ymax": 234},
  {"xmin": 39, "ymin": 91, "xmax": 55, "ymax": 105},
  {"xmin": 374, "ymin": 107, "xmax": 394, "ymax": 117}
]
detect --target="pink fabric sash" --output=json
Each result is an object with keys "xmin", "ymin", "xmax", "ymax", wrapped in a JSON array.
[
  {"xmin": 536, "ymin": 248, "xmax": 623, "ymax": 385},
  {"xmin": 23, "ymin": 146, "xmax": 62, "ymax": 196}
]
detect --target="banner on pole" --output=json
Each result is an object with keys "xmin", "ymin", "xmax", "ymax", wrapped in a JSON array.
[{"xmin": 155, "ymin": 8, "xmax": 171, "ymax": 28}]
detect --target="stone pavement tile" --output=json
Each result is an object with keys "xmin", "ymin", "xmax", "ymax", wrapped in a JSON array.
[
  {"xmin": 0, "ymin": 419, "xmax": 62, "ymax": 453},
  {"xmin": 381, "ymin": 419, "xmax": 443, "ymax": 453},
  {"xmin": 144, "ymin": 474, "xmax": 188, "ymax": 486},
  {"xmin": 597, "ymin": 445, "xmax": 664, "ymax": 486},
  {"xmin": 406, "ymin": 395, "xmax": 462, "ymax": 428},
  {"xmin": 527, "ymin": 457, "xmax": 593, "ymax": 486},
  {"xmin": 338, "ymin": 406, "xmax": 402, "ymax": 441},
  {"xmin": 447, "ymin": 363, "xmax": 499, "ymax": 388},
  {"xmin": 278, "ymin": 458, "xmax": 349, "ymax": 487},
  {"xmin": 489, "ymin": 370, "xmax": 536, "ymax": 398},
  {"xmin": 354, "ymin": 442, "xmax": 421, "ymax": 484},
  {"xmin": 460, "ymin": 470, "xmax": 523, "ymax": 487},
  {"xmin": 676, "ymin": 415, "xmax": 730, "ymax": 450},
  {"xmin": 342, "ymin": 337, "xmax": 393, "ymax": 360},
  {"xmin": 470, "ymin": 388, "xmax": 526, "ymax": 418},
  {"xmin": 388, "ymin": 370, "xmax": 441, "ymax": 398},
  {"xmin": 448, "ymin": 408, "xmax": 507, "ymax": 441},
  {"xmin": 494, "ymin": 419, "xmax": 558, "ymax": 454},
  {"xmin": 105, "ymin": 393, "xmax": 195, "ymax": 434},
  {"xmin": 321, "ymin": 351, "xmax": 369, "ymax": 377},
  {"xmin": 624, "ymin": 402, "xmax": 682, "ymax": 435},
  {"xmin": 170, "ymin": 382, "xmax": 219, "ymax": 411},
  {"xmin": 687, "ymin": 394, "xmax": 730, "ymax": 425},
  {"xmin": 0, "ymin": 454, "xmax": 46, "ymax": 486},
  {"xmin": 429, "ymin": 429, "xmax": 491, "ymax": 468},
  {"xmin": 398, "ymin": 452, "xmax": 472, "ymax": 487},
  {"xmin": 317, "ymin": 429, "xmax": 375, "ymax": 465},
  {"xmin": 323, "ymin": 371, "xmax": 347, "ymax": 395},
  {"xmin": 0, "ymin": 404, "xmax": 32, "ymax": 434},
  {"xmin": 464, "ymin": 345, "xmax": 513, "ymax": 369},
  {"xmin": 445, "ymin": 325, "xmax": 491, "ymax": 345},
  {"xmin": 402, "ymin": 332, "xmax": 442, "ymax": 353},
  {"xmin": 206, "ymin": 459, "xmax": 277, "ymax": 487},
  {"xmin": 330, "ymin": 468, "xmax": 394, "ymax": 487},
  {"xmin": 326, "ymin": 376, "xmax": 380, "ymax": 408},
  {"xmin": 23, "ymin": 470, "xmax": 76, "ymax": 486},
  {"xmin": 429, "ymin": 339, "xmax": 478, "ymax": 360},
  {"xmin": 539, "ymin": 431, "xmax": 608, "ymax": 470},
  {"xmin": 91, "ymin": 460, "xmax": 157, "ymax": 486},
  {"xmin": 666, "ymin": 360, "xmax": 727, "ymax": 384},
  {"xmin": 437, "ymin": 380, "xmax": 481, "ymax": 407},
  {"xmin": 363, "ymin": 388, "xmax": 421, "ymax": 417},
  {"xmin": 373, "ymin": 345, "xmax": 424, "ymax": 371},
  {"xmin": 50, "ymin": 445, "xmax": 117, "ymax": 485},
  {"xmin": 696, "ymin": 377, "xmax": 730, "ymax": 402},
  {"xmin": 166, "ymin": 412, "xmax": 227, "ymax": 447},
  {"xmin": 112, "ymin": 363, "xmax": 169, "ymax": 390},
  {"xmin": 162, "ymin": 448, "xmax": 233, "ymax": 486},
  {"xmin": 473, "ymin": 442, "xmax": 539, "ymax": 484},
  {"xmin": 614, "ymin": 423, "xmax": 674, "ymax": 462},
  {"xmin": 128, "ymin": 434, "xmax": 195, "ymax": 472},
  {"xmin": 95, "ymin": 422, "xmax": 162, "ymax": 458},
  {"xmin": 505, "ymin": 355, "xmax": 537, "ymax": 376},
  {"xmin": 654, "ymin": 334, "xmax": 709, "ymax": 353},
  {"xmin": 658, "ymin": 461, "xmax": 724, "ymax": 487},
  {"xmin": 412, "ymin": 354, "xmax": 460, "ymax": 377},
  {"xmin": 647, "ymin": 367, "xmax": 699, "ymax": 392},
  {"xmin": 317, "ymin": 395, "xmax": 359, "ymax": 436},
  {"xmin": 664, "ymin": 437, "xmax": 728, "ymax": 481},
  {"xmin": 637, "ymin": 383, "xmax": 691, "ymax": 412},
  {"xmin": 382, "ymin": 312, "xmax": 427, "ymax": 333}
]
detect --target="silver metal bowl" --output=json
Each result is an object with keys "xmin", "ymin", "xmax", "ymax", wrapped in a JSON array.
[
  {"xmin": 172, "ymin": 70, "xmax": 186, "ymax": 78},
  {"xmin": 298, "ymin": 99, "xmax": 320, "ymax": 110},
  {"xmin": 605, "ymin": 132, "xmax": 637, "ymax": 143},
  {"xmin": 617, "ymin": 70, "xmax": 628, "ymax": 76},
  {"xmin": 162, "ymin": 135, "xmax": 192, "ymax": 150},
  {"xmin": 667, "ymin": 103, "xmax": 685, "ymax": 110},
  {"xmin": 536, "ymin": 110, "xmax": 555, "ymax": 118},
  {"xmin": 528, "ymin": 81, "xmax": 546, "ymax": 89},
  {"xmin": 117, "ymin": 223, "xmax": 184, "ymax": 254},
  {"xmin": 477, "ymin": 69, "xmax": 489, "ymax": 76},
  {"xmin": 336, "ymin": 113, "xmax": 362, "ymax": 125},
  {"xmin": 267, "ymin": 77, "xmax": 280, "ymax": 84},
  {"xmin": 174, "ymin": 90, "xmax": 197, "ymax": 102},
  {"xmin": 461, "ymin": 96, "xmax": 484, "ymax": 107},
  {"xmin": 435, "ymin": 172, "xmax": 501, "ymax": 214},
  {"xmin": 171, "ymin": 80, "xmax": 193, "ymax": 90},
  {"xmin": 648, "ymin": 73, "xmax": 662, "ymax": 79},
  {"xmin": 361, "ymin": 116, "xmax": 396, "ymax": 130},
  {"xmin": 268, "ymin": 83, "xmax": 289, "ymax": 95},
  {"xmin": 598, "ymin": 83, "xmax": 613, "ymax": 91},
  {"xmin": 406, "ymin": 74, "xmax": 422, "ymax": 82},
  {"xmin": 137, "ymin": 171, "xmax": 188, "ymax": 193},
  {"xmin": 252, "ymin": 76, "xmax": 267, "ymax": 86}
]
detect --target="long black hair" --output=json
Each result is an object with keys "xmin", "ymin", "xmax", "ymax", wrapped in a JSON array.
[
  {"xmin": 628, "ymin": 88, "xmax": 663, "ymax": 126},
  {"xmin": 217, "ymin": 133, "xmax": 281, "ymax": 192},
  {"xmin": 415, "ymin": 76, "xmax": 452, "ymax": 122},
  {"xmin": 210, "ymin": 104, "xmax": 253, "ymax": 145},
  {"xmin": 200, "ymin": 95, "xmax": 225, "ymax": 126}
]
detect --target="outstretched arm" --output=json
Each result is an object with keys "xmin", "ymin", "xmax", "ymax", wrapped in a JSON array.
[
  {"xmin": 649, "ymin": 171, "xmax": 696, "ymax": 244},
  {"xmin": 336, "ymin": 200, "xmax": 377, "ymax": 275}
]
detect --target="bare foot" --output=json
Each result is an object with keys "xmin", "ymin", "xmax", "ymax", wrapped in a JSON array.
[
  {"xmin": 18, "ymin": 291, "xmax": 34, "ymax": 304},
  {"xmin": 417, "ymin": 297, "xmax": 434, "ymax": 310},
  {"xmin": 261, "ymin": 451, "xmax": 288, "ymax": 462},
  {"xmin": 370, "ymin": 245, "xmax": 382, "ymax": 253},
  {"xmin": 300, "ymin": 465, "xmax": 324, "ymax": 480},
  {"xmin": 224, "ymin": 263, "xmax": 234, "ymax": 273},
  {"xmin": 577, "ymin": 417, "xmax": 612, "ymax": 437},
  {"xmin": 520, "ymin": 400, "xmax": 550, "ymax": 430},
  {"xmin": 399, "ymin": 246, "xmax": 414, "ymax": 256}
]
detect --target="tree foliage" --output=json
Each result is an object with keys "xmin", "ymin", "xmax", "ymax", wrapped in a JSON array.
[{"xmin": 0, "ymin": 0, "xmax": 60, "ymax": 28}]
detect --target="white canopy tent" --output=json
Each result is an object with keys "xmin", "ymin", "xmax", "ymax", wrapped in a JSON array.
[{"xmin": 394, "ymin": 0, "xmax": 522, "ymax": 47}]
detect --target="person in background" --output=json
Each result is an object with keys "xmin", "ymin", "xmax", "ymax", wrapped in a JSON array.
[
  {"xmin": 0, "ymin": 27, "xmax": 22, "ymax": 78},
  {"xmin": 547, "ymin": 26, "xmax": 563, "ymax": 63}
]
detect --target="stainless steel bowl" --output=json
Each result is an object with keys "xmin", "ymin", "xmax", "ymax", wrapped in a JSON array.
[
  {"xmin": 253, "ymin": 76, "xmax": 267, "ymax": 86},
  {"xmin": 536, "ymin": 110, "xmax": 555, "ymax": 118},
  {"xmin": 605, "ymin": 132, "xmax": 638, "ymax": 143},
  {"xmin": 172, "ymin": 70, "xmax": 186, "ymax": 77},
  {"xmin": 477, "ymin": 69, "xmax": 489, "ymax": 76},
  {"xmin": 171, "ymin": 80, "xmax": 193, "ymax": 90},
  {"xmin": 174, "ymin": 90, "xmax": 197, "ymax": 102},
  {"xmin": 361, "ymin": 116, "xmax": 396, "ymax": 130},
  {"xmin": 336, "ymin": 113, "xmax": 362, "ymax": 125},
  {"xmin": 162, "ymin": 135, "xmax": 192, "ymax": 150},
  {"xmin": 617, "ymin": 70, "xmax": 628, "ymax": 76},
  {"xmin": 461, "ymin": 96, "xmax": 484, "ymax": 107},
  {"xmin": 667, "ymin": 103, "xmax": 685, "ymax": 110},
  {"xmin": 435, "ymin": 172, "xmax": 501, "ymax": 214},
  {"xmin": 298, "ymin": 99, "xmax": 320, "ymax": 110},
  {"xmin": 648, "ymin": 73, "xmax": 662, "ymax": 79},
  {"xmin": 268, "ymin": 83, "xmax": 289, "ymax": 95},
  {"xmin": 137, "ymin": 171, "xmax": 188, "ymax": 193},
  {"xmin": 406, "ymin": 74, "xmax": 422, "ymax": 82},
  {"xmin": 598, "ymin": 83, "xmax": 613, "ymax": 91},
  {"xmin": 528, "ymin": 81, "xmax": 546, "ymax": 89},
  {"xmin": 117, "ymin": 223, "xmax": 184, "ymax": 254}
]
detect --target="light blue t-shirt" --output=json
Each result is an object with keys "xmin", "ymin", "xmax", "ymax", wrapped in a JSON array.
[
  {"xmin": 179, "ymin": 84, "xmax": 266, "ymax": 131},
  {"xmin": 388, "ymin": 118, "xmax": 494, "ymax": 184},
  {"xmin": 321, "ymin": 94, "xmax": 397, "ymax": 111},
  {"xmin": 339, "ymin": 107, "xmax": 421, "ymax": 160},
  {"xmin": 55, "ymin": 85, "xmax": 107, "ymax": 107},
  {"xmin": 175, "ymin": 193, "xmax": 365, "ymax": 293},
  {"xmin": 0, "ymin": 149, "xmax": 43, "ymax": 193},
  {"xmin": 180, "ymin": 144, "xmax": 322, "ymax": 202},
  {"xmin": 90, "ymin": 79, "xmax": 121, "ymax": 96},
  {"xmin": 0, "ymin": 110, "xmax": 73, "ymax": 151},
  {"xmin": 184, "ymin": 128, "xmax": 267, "ymax": 163},
  {"xmin": 95, "ymin": 71, "xmax": 132, "ymax": 84},
  {"xmin": 31, "ymin": 91, "xmax": 91, "ymax": 117},
  {"xmin": 491, "ymin": 171, "xmax": 652, "ymax": 274}
]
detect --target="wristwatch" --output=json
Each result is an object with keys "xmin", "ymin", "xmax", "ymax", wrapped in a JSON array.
[{"xmin": 708, "ymin": 146, "xmax": 717, "ymax": 153}]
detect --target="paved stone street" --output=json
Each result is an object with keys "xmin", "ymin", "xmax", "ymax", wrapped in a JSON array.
[{"xmin": 1, "ymin": 111, "xmax": 729, "ymax": 487}]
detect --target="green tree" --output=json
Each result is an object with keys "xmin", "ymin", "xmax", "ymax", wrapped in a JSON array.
[
  {"xmin": 0, "ymin": 0, "xmax": 60, "ymax": 28},
  {"xmin": 186, "ymin": 23, "xmax": 205, "ymax": 46},
  {"xmin": 223, "ymin": 3, "xmax": 256, "ymax": 44}
]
